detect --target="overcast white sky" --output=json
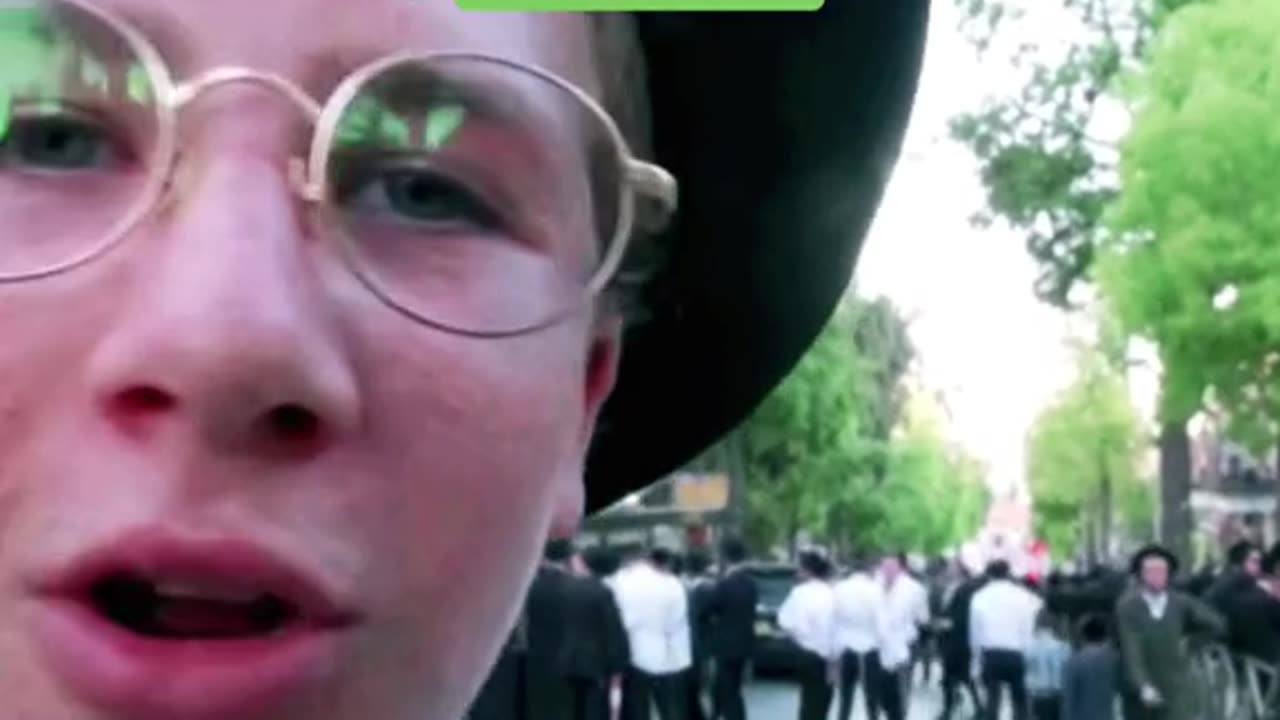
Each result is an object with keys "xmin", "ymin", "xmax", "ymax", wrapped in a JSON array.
[{"xmin": 853, "ymin": 1, "xmax": 1087, "ymax": 496}]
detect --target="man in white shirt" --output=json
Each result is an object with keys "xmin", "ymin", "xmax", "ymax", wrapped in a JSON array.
[
  {"xmin": 898, "ymin": 555, "xmax": 930, "ymax": 710},
  {"xmin": 610, "ymin": 547, "xmax": 693, "ymax": 720},
  {"xmin": 778, "ymin": 550, "xmax": 839, "ymax": 720},
  {"xmin": 874, "ymin": 553, "xmax": 922, "ymax": 720},
  {"xmin": 968, "ymin": 560, "xmax": 1043, "ymax": 720},
  {"xmin": 832, "ymin": 556, "xmax": 882, "ymax": 720}
]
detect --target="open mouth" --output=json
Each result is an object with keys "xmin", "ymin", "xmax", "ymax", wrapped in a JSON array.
[
  {"xmin": 36, "ymin": 536, "xmax": 356, "ymax": 644},
  {"xmin": 89, "ymin": 572, "xmax": 300, "ymax": 640},
  {"xmin": 30, "ymin": 535, "xmax": 359, "ymax": 718}
]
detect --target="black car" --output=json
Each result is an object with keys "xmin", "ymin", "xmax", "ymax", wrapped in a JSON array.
[{"xmin": 747, "ymin": 563, "xmax": 807, "ymax": 676}]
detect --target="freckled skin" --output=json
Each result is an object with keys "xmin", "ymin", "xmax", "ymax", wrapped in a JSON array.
[{"xmin": 0, "ymin": 3, "xmax": 620, "ymax": 719}]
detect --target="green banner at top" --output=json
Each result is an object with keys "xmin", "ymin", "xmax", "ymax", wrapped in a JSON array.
[{"xmin": 457, "ymin": 0, "xmax": 822, "ymax": 10}]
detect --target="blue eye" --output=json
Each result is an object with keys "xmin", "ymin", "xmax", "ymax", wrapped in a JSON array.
[
  {"xmin": 336, "ymin": 160, "xmax": 504, "ymax": 233},
  {"xmin": 379, "ymin": 169, "xmax": 499, "ymax": 227},
  {"xmin": 0, "ymin": 112, "xmax": 117, "ymax": 171}
]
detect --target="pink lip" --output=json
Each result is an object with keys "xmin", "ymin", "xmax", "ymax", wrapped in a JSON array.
[{"xmin": 28, "ymin": 531, "xmax": 360, "ymax": 720}]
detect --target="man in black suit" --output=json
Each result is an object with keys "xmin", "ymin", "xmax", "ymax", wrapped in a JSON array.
[
  {"xmin": 685, "ymin": 552, "xmax": 717, "ymax": 720},
  {"xmin": 1205, "ymin": 542, "xmax": 1280, "ymax": 668},
  {"xmin": 567, "ymin": 547, "xmax": 632, "ymax": 720},
  {"xmin": 705, "ymin": 537, "xmax": 757, "ymax": 720},
  {"xmin": 937, "ymin": 564, "xmax": 985, "ymax": 720},
  {"xmin": 467, "ymin": 612, "xmax": 528, "ymax": 720},
  {"xmin": 526, "ymin": 539, "xmax": 632, "ymax": 720},
  {"xmin": 524, "ymin": 539, "xmax": 579, "ymax": 720}
]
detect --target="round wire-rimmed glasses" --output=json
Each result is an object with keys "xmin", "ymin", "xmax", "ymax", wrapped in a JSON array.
[{"xmin": 0, "ymin": 0, "xmax": 677, "ymax": 337}]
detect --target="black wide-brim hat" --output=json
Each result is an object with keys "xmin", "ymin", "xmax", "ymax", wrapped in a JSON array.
[
  {"xmin": 584, "ymin": 2, "xmax": 930, "ymax": 512},
  {"xmin": 1129, "ymin": 544, "xmax": 1180, "ymax": 576}
]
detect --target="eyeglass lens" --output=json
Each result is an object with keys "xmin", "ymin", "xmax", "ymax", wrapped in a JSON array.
[
  {"xmin": 0, "ymin": 1, "xmax": 162, "ymax": 277},
  {"xmin": 326, "ymin": 56, "xmax": 623, "ymax": 333},
  {"xmin": 0, "ymin": 0, "xmax": 626, "ymax": 334}
]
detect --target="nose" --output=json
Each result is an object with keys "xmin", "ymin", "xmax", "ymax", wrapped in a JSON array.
[{"xmin": 86, "ymin": 151, "xmax": 361, "ymax": 459}]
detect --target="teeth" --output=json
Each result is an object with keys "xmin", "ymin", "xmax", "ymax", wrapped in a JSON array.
[{"xmin": 151, "ymin": 580, "xmax": 262, "ymax": 604}]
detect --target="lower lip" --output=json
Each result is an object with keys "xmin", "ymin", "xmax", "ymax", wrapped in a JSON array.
[{"xmin": 31, "ymin": 597, "xmax": 345, "ymax": 720}]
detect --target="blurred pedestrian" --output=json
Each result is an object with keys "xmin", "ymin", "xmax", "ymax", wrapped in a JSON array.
[
  {"xmin": 565, "ymin": 546, "xmax": 632, "ymax": 720},
  {"xmin": 468, "ymin": 613, "xmax": 529, "ymax": 720},
  {"xmin": 1025, "ymin": 611, "xmax": 1070, "ymax": 720},
  {"xmin": 704, "ymin": 537, "xmax": 756, "ymax": 720},
  {"xmin": 833, "ymin": 554, "xmax": 881, "ymax": 720},
  {"xmin": 969, "ymin": 560, "xmax": 1043, "ymax": 720},
  {"xmin": 524, "ymin": 540, "xmax": 581, "ymax": 719},
  {"xmin": 938, "ymin": 562, "xmax": 986, "ymax": 720},
  {"xmin": 874, "ymin": 553, "xmax": 921, "ymax": 720},
  {"xmin": 1115, "ymin": 544, "xmax": 1225, "ymax": 720},
  {"xmin": 779, "ymin": 550, "xmax": 838, "ymax": 720},
  {"xmin": 684, "ymin": 552, "xmax": 715, "ymax": 720},
  {"xmin": 612, "ymin": 547, "xmax": 692, "ymax": 720},
  {"xmin": 1062, "ymin": 615, "xmax": 1117, "ymax": 720}
]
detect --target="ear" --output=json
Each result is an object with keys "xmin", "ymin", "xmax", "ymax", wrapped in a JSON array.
[{"xmin": 547, "ymin": 319, "xmax": 622, "ymax": 540}]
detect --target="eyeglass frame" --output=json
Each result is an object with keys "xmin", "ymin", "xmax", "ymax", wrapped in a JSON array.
[{"xmin": 0, "ymin": 0, "xmax": 679, "ymax": 338}]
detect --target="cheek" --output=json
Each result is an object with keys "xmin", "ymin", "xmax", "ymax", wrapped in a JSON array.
[
  {"xmin": 0, "ymin": 281, "xmax": 120, "ymax": 532},
  {"xmin": 350, "ymin": 321, "xmax": 589, "ymax": 695}
]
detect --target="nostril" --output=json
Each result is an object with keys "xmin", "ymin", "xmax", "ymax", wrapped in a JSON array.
[
  {"xmin": 265, "ymin": 404, "xmax": 320, "ymax": 441},
  {"xmin": 115, "ymin": 386, "xmax": 178, "ymax": 413},
  {"xmin": 99, "ymin": 386, "xmax": 179, "ymax": 439}
]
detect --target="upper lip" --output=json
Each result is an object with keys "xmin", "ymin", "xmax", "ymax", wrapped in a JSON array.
[{"xmin": 32, "ymin": 530, "xmax": 359, "ymax": 629}]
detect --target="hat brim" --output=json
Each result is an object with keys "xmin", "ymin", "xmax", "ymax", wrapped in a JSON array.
[
  {"xmin": 1130, "ymin": 545, "xmax": 1180, "ymax": 576},
  {"xmin": 584, "ymin": 2, "xmax": 930, "ymax": 512}
]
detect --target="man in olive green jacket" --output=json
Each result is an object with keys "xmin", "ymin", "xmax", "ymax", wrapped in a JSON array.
[{"xmin": 1115, "ymin": 545, "xmax": 1226, "ymax": 720}]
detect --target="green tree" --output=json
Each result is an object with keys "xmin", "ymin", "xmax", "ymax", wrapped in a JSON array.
[
  {"xmin": 739, "ymin": 295, "xmax": 987, "ymax": 558},
  {"xmin": 1027, "ymin": 331, "xmax": 1152, "ymax": 560},
  {"xmin": 874, "ymin": 390, "xmax": 989, "ymax": 555},
  {"xmin": 949, "ymin": 0, "xmax": 1205, "ymax": 563},
  {"xmin": 849, "ymin": 297, "xmax": 916, "ymax": 480},
  {"xmin": 739, "ymin": 304, "xmax": 867, "ymax": 555},
  {"xmin": 950, "ymin": 0, "xmax": 1202, "ymax": 308},
  {"xmin": 815, "ymin": 296, "xmax": 918, "ymax": 557},
  {"xmin": 1097, "ymin": 0, "xmax": 1280, "ymax": 561}
]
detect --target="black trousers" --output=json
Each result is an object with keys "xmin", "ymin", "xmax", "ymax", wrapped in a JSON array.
[
  {"xmin": 795, "ymin": 650, "xmax": 834, "ymax": 720},
  {"xmin": 870, "ymin": 653, "xmax": 905, "ymax": 720},
  {"xmin": 917, "ymin": 629, "xmax": 937, "ymax": 685},
  {"xmin": 685, "ymin": 663, "xmax": 708, "ymax": 720},
  {"xmin": 622, "ymin": 668, "xmax": 686, "ymax": 720},
  {"xmin": 980, "ymin": 649, "xmax": 1028, "ymax": 720},
  {"xmin": 1030, "ymin": 694, "xmax": 1061, "ymax": 720},
  {"xmin": 836, "ymin": 650, "xmax": 879, "ymax": 720},
  {"xmin": 939, "ymin": 651, "xmax": 984, "ymax": 720},
  {"xmin": 570, "ymin": 676, "xmax": 611, "ymax": 720},
  {"xmin": 468, "ymin": 650, "xmax": 525, "ymax": 720},
  {"xmin": 711, "ymin": 657, "xmax": 747, "ymax": 720}
]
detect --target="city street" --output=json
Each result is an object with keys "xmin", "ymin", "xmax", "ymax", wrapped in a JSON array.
[{"xmin": 744, "ymin": 678, "xmax": 948, "ymax": 720}]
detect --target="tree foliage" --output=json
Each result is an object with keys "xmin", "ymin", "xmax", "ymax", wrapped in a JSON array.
[
  {"xmin": 1027, "ymin": 332, "xmax": 1153, "ymax": 558},
  {"xmin": 873, "ymin": 391, "xmax": 990, "ymax": 555},
  {"xmin": 739, "ymin": 306, "xmax": 868, "ymax": 552},
  {"xmin": 950, "ymin": 0, "xmax": 1203, "ymax": 308},
  {"xmin": 1097, "ymin": 0, "xmax": 1280, "ymax": 456},
  {"xmin": 739, "ymin": 296, "xmax": 987, "ymax": 557}
]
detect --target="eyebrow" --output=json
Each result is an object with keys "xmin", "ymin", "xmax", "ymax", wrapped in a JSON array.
[
  {"xmin": 296, "ymin": 43, "xmax": 393, "ymax": 101},
  {"xmin": 111, "ymin": 5, "xmax": 186, "ymax": 71},
  {"xmin": 113, "ymin": 5, "xmax": 398, "ymax": 103}
]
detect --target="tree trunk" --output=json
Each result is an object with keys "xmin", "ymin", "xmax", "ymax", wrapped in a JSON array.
[
  {"xmin": 1272, "ymin": 438, "xmax": 1280, "ymax": 549},
  {"xmin": 1098, "ymin": 454, "xmax": 1114, "ymax": 561},
  {"xmin": 1158, "ymin": 421, "xmax": 1193, "ymax": 568},
  {"xmin": 1082, "ymin": 508, "xmax": 1097, "ymax": 568},
  {"xmin": 786, "ymin": 513, "xmax": 799, "ymax": 561}
]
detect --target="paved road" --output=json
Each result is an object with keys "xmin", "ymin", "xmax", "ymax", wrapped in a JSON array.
[{"xmin": 745, "ymin": 677, "xmax": 950, "ymax": 720}]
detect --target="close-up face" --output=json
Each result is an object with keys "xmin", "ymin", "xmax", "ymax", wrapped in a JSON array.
[
  {"xmin": 1140, "ymin": 556, "xmax": 1170, "ymax": 592},
  {"xmin": 0, "ymin": 2, "xmax": 632, "ymax": 719}
]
